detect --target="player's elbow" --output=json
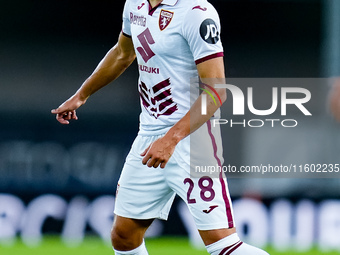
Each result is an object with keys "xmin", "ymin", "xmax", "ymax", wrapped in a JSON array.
[
  {"xmin": 118, "ymin": 51, "xmax": 136, "ymax": 68},
  {"xmin": 127, "ymin": 53, "xmax": 136, "ymax": 65}
]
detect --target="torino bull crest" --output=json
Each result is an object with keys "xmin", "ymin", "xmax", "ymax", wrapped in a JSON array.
[{"xmin": 159, "ymin": 9, "xmax": 174, "ymax": 31}]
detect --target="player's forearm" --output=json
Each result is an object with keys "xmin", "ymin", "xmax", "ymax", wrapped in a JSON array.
[
  {"xmin": 164, "ymin": 88, "xmax": 226, "ymax": 144},
  {"xmin": 191, "ymin": 87, "xmax": 226, "ymax": 132},
  {"xmin": 75, "ymin": 45, "xmax": 135, "ymax": 101},
  {"xmin": 165, "ymin": 57, "xmax": 226, "ymax": 145}
]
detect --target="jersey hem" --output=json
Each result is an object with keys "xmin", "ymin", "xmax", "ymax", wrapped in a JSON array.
[{"xmin": 138, "ymin": 126, "xmax": 172, "ymax": 136}]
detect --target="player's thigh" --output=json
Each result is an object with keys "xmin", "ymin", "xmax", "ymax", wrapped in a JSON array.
[
  {"xmin": 170, "ymin": 172, "xmax": 234, "ymax": 230},
  {"xmin": 115, "ymin": 134, "xmax": 176, "ymax": 220},
  {"xmin": 167, "ymin": 123, "xmax": 235, "ymax": 231}
]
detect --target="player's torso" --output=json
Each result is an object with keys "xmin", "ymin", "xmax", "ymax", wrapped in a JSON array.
[
  {"xmin": 127, "ymin": 0, "xmax": 197, "ymax": 127},
  {"xmin": 124, "ymin": 0, "xmax": 222, "ymax": 132}
]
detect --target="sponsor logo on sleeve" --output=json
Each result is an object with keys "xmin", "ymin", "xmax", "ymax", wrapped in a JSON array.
[{"xmin": 200, "ymin": 19, "xmax": 220, "ymax": 44}]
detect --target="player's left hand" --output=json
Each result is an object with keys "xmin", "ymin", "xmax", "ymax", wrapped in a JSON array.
[{"xmin": 141, "ymin": 136, "xmax": 177, "ymax": 169}]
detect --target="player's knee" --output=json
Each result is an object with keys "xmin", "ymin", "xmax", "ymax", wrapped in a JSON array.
[{"xmin": 111, "ymin": 225, "xmax": 135, "ymax": 251}]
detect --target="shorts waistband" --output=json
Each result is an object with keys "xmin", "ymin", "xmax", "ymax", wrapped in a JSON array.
[{"xmin": 138, "ymin": 126, "xmax": 172, "ymax": 136}]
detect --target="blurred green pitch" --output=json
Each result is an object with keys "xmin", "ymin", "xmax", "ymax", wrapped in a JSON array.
[{"xmin": 1, "ymin": 236, "xmax": 340, "ymax": 255}]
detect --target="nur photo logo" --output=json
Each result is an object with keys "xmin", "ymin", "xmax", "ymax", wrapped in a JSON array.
[{"xmin": 199, "ymin": 80, "xmax": 312, "ymax": 128}]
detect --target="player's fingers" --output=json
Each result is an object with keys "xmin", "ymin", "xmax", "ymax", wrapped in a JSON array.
[
  {"xmin": 63, "ymin": 112, "xmax": 70, "ymax": 120},
  {"xmin": 160, "ymin": 161, "xmax": 167, "ymax": 169},
  {"xmin": 67, "ymin": 112, "xmax": 73, "ymax": 120},
  {"xmin": 72, "ymin": 110, "xmax": 78, "ymax": 120},
  {"xmin": 147, "ymin": 157, "xmax": 157, "ymax": 168},
  {"xmin": 140, "ymin": 144, "xmax": 151, "ymax": 157},
  {"xmin": 58, "ymin": 114, "xmax": 69, "ymax": 124},
  {"xmin": 56, "ymin": 113, "xmax": 70, "ymax": 124},
  {"xmin": 153, "ymin": 160, "xmax": 163, "ymax": 168},
  {"xmin": 51, "ymin": 106, "xmax": 66, "ymax": 114},
  {"xmin": 142, "ymin": 152, "xmax": 151, "ymax": 165}
]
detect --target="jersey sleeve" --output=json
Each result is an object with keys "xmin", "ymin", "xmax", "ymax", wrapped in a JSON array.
[
  {"xmin": 181, "ymin": 4, "xmax": 224, "ymax": 65},
  {"xmin": 122, "ymin": 0, "xmax": 132, "ymax": 37}
]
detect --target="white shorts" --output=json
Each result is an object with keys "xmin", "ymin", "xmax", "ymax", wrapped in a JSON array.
[{"xmin": 114, "ymin": 120, "xmax": 235, "ymax": 230}]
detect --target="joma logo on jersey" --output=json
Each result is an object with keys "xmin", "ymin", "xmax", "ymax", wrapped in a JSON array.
[
  {"xmin": 139, "ymin": 78, "xmax": 178, "ymax": 119},
  {"xmin": 159, "ymin": 9, "xmax": 174, "ymax": 31},
  {"xmin": 130, "ymin": 12, "xmax": 146, "ymax": 27}
]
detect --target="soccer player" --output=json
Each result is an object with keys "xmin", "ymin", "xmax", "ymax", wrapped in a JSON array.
[{"xmin": 51, "ymin": 0, "xmax": 269, "ymax": 254}]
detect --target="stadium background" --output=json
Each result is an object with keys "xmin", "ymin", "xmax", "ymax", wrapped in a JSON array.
[{"xmin": 1, "ymin": 0, "xmax": 340, "ymax": 253}]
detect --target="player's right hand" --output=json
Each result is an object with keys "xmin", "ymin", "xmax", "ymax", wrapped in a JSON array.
[{"xmin": 51, "ymin": 95, "xmax": 86, "ymax": 124}]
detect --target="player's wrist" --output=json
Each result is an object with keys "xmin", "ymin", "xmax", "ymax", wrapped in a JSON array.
[
  {"xmin": 74, "ymin": 89, "xmax": 89, "ymax": 103},
  {"xmin": 164, "ymin": 129, "xmax": 186, "ymax": 145}
]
